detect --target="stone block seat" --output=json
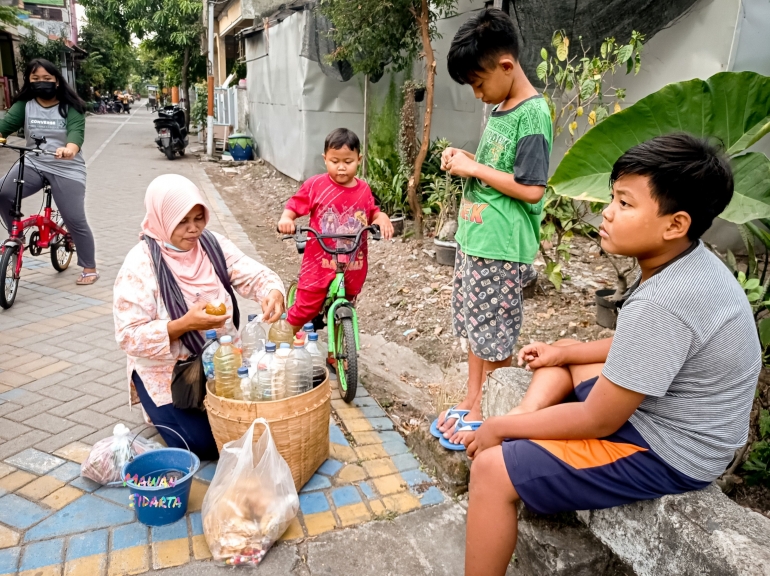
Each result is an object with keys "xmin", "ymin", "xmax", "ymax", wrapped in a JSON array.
[{"xmin": 482, "ymin": 368, "xmax": 770, "ymax": 576}]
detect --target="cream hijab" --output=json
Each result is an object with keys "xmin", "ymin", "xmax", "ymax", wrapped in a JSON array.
[{"xmin": 140, "ymin": 174, "xmax": 227, "ymax": 306}]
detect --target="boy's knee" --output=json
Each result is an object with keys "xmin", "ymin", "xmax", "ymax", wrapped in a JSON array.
[{"xmin": 470, "ymin": 446, "xmax": 520, "ymax": 501}]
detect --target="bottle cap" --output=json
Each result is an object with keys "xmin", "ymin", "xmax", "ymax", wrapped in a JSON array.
[
  {"xmin": 280, "ymin": 343, "xmax": 290, "ymax": 349},
  {"xmin": 296, "ymin": 331, "xmax": 305, "ymax": 340},
  {"xmin": 265, "ymin": 342, "xmax": 276, "ymax": 352},
  {"xmin": 293, "ymin": 337, "xmax": 304, "ymax": 347},
  {"xmin": 237, "ymin": 367, "xmax": 248, "ymax": 376},
  {"xmin": 220, "ymin": 335, "xmax": 232, "ymax": 344},
  {"xmin": 248, "ymin": 313, "xmax": 258, "ymax": 322},
  {"xmin": 205, "ymin": 329, "xmax": 217, "ymax": 339},
  {"xmin": 308, "ymin": 333, "xmax": 319, "ymax": 341},
  {"xmin": 303, "ymin": 323, "xmax": 315, "ymax": 332}
]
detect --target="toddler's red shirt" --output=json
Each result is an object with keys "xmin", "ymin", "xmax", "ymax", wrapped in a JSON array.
[{"xmin": 286, "ymin": 173, "xmax": 380, "ymax": 294}]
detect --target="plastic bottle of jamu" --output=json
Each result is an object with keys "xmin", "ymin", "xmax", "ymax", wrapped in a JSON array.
[
  {"xmin": 213, "ymin": 335, "xmax": 242, "ymax": 399},
  {"xmin": 305, "ymin": 333, "xmax": 326, "ymax": 388},
  {"xmin": 201, "ymin": 329, "xmax": 219, "ymax": 382},
  {"xmin": 240, "ymin": 313, "xmax": 266, "ymax": 367}
]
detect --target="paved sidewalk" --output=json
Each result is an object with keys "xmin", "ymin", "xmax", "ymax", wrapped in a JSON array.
[{"xmin": 0, "ymin": 109, "xmax": 449, "ymax": 575}]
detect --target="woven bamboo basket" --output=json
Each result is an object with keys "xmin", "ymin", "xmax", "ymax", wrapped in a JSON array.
[{"xmin": 203, "ymin": 372, "xmax": 331, "ymax": 492}]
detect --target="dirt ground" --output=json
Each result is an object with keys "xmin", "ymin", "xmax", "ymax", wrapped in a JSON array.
[{"xmin": 205, "ymin": 160, "xmax": 621, "ymax": 374}]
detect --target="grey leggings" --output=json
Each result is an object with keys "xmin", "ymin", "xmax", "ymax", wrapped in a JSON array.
[{"xmin": 0, "ymin": 165, "xmax": 95, "ymax": 269}]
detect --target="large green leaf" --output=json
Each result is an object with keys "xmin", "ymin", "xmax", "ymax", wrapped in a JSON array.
[
  {"xmin": 720, "ymin": 153, "xmax": 770, "ymax": 223},
  {"xmin": 549, "ymin": 71, "xmax": 770, "ymax": 204}
]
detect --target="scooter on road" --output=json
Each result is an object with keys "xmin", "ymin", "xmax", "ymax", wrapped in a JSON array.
[{"xmin": 153, "ymin": 105, "xmax": 188, "ymax": 160}]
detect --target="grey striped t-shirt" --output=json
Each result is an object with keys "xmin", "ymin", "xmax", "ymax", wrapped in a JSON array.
[{"xmin": 603, "ymin": 242, "xmax": 761, "ymax": 482}]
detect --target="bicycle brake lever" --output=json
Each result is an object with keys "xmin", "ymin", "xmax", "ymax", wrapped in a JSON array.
[{"xmin": 371, "ymin": 224, "xmax": 382, "ymax": 241}]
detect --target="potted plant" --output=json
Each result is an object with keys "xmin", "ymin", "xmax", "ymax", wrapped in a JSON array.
[{"xmin": 425, "ymin": 170, "xmax": 462, "ymax": 266}]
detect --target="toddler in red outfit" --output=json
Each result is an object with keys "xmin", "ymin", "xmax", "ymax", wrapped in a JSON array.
[{"xmin": 278, "ymin": 128, "xmax": 393, "ymax": 329}]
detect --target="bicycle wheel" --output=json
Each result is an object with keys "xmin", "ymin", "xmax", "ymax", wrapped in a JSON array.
[
  {"xmin": 50, "ymin": 217, "xmax": 73, "ymax": 272},
  {"xmin": 0, "ymin": 245, "xmax": 20, "ymax": 309},
  {"xmin": 336, "ymin": 316, "xmax": 358, "ymax": 403},
  {"xmin": 164, "ymin": 146, "xmax": 175, "ymax": 160}
]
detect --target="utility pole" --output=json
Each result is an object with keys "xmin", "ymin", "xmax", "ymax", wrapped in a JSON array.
[{"xmin": 206, "ymin": 0, "xmax": 215, "ymax": 158}]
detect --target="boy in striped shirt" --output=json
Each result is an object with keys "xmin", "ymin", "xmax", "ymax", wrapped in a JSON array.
[{"xmin": 463, "ymin": 134, "xmax": 761, "ymax": 576}]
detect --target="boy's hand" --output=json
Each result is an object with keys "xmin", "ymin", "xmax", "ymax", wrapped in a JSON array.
[
  {"xmin": 517, "ymin": 342, "xmax": 566, "ymax": 370},
  {"xmin": 445, "ymin": 152, "xmax": 477, "ymax": 179},
  {"xmin": 441, "ymin": 147, "xmax": 460, "ymax": 170},
  {"xmin": 372, "ymin": 212, "xmax": 394, "ymax": 240},
  {"xmin": 277, "ymin": 217, "xmax": 296, "ymax": 235},
  {"xmin": 465, "ymin": 418, "xmax": 503, "ymax": 459}
]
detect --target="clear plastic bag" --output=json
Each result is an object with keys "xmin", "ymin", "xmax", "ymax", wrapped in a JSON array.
[
  {"xmin": 80, "ymin": 423, "xmax": 160, "ymax": 485},
  {"xmin": 202, "ymin": 418, "xmax": 299, "ymax": 566}
]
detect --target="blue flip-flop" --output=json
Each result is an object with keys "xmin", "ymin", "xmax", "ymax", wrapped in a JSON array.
[
  {"xmin": 439, "ymin": 415, "xmax": 482, "ymax": 451},
  {"xmin": 430, "ymin": 406, "xmax": 469, "ymax": 439}
]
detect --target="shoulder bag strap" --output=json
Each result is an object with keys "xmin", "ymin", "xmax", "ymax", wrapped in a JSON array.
[
  {"xmin": 143, "ymin": 236, "xmax": 205, "ymax": 355},
  {"xmin": 199, "ymin": 229, "xmax": 241, "ymax": 330}
]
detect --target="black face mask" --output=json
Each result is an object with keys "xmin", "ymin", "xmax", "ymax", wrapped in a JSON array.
[{"xmin": 30, "ymin": 81, "xmax": 57, "ymax": 100}]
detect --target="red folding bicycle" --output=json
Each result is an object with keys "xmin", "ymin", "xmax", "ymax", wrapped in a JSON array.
[{"xmin": 0, "ymin": 134, "xmax": 74, "ymax": 309}]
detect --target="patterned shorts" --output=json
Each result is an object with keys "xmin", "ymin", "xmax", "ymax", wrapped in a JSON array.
[{"xmin": 451, "ymin": 248, "xmax": 524, "ymax": 362}]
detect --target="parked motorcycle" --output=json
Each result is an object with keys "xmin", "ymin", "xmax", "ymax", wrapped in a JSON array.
[{"xmin": 153, "ymin": 105, "xmax": 188, "ymax": 160}]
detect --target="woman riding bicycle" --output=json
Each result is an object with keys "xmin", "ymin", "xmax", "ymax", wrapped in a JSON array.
[{"xmin": 0, "ymin": 58, "xmax": 98, "ymax": 285}]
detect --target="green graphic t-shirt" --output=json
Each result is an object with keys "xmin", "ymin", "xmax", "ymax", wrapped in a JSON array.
[{"xmin": 455, "ymin": 95, "xmax": 552, "ymax": 263}]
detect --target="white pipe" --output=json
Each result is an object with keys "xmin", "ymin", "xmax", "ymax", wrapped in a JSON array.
[{"xmin": 206, "ymin": 0, "xmax": 215, "ymax": 157}]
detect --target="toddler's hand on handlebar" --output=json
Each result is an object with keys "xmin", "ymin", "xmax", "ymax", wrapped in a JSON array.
[
  {"xmin": 277, "ymin": 218, "xmax": 296, "ymax": 235},
  {"xmin": 182, "ymin": 302, "xmax": 230, "ymax": 332},
  {"xmin": 372, "ymin": 212, "xmax": 394, "ymax": 240}
]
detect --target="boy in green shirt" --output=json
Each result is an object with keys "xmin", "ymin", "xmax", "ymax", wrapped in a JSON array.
[{"xmin": 432, "ymin": 8, "xmax": 552, "ymax": 449}]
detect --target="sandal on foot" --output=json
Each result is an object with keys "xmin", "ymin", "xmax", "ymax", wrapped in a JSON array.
[
  {"xmin": 439, "ymin": 415, "xmax": 482, "ymax": 451},
  {"xmin": 430, "ymin": 405, "xmax": 469, "ymax": 439},
  {"xmin": 76, "ymin": 272, "xmax": 100, "ymax": 286}
]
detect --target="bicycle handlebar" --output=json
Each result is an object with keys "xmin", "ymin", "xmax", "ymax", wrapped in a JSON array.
[
  {"xmin": 281, "ymin": 224, "xmax": 381, "ymax": 255},
  {"xmin": 0, "ymin": 135, "xmax": 55, "ymax": 156}
]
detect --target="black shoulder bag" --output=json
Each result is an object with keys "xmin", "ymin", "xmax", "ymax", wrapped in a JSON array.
[{"xmin": 144, "ymin": 230, "xmax": 241, "ymax": 410}]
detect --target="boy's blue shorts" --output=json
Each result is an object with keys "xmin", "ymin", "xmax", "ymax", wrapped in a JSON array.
[{"xmin": 502, "ymin": 377, "xmax": 710, "ymax": 515}]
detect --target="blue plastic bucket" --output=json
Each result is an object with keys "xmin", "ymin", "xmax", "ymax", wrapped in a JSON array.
[{"xmin": 121, "ymin": 429, "xmax": 200, "ymax": 526}]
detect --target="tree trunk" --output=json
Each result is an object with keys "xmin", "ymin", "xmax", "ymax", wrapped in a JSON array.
[
  {"xmin": 406, "ymin": 0, "xmax": 436, "ymax": 239},
  {"xmin": 181, "ymin": 44, "xmax": 191, "ymax": 129}
]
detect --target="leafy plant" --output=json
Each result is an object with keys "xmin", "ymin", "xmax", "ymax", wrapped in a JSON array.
[
  {"xmin": 18, "ymin": 35, "xmax": 68, "ymax": 73},
  {"xmin": 741, "ymin": 409, "xmax": 770, "ymax": 486},
  {"xmin": 549, "ymin": 71, "xmax": 770, "ymax": 218},
  {"xmin": 538, "ymin": 30, "xmax": 644, "ymax": 144},
  {"xmin": 366, "ymin": 155, "xmax": 409, "ymax": 216},
  {"xmin": 424, "ymin": 170, "xmax": 462, "ymax": 240}
]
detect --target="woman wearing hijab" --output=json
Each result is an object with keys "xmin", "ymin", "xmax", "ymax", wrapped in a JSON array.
[
  {"xmin": 114, "ymin": 174, "xmax": 285, "ymax": 459},
  {"xmin": 0, "ymin": 58, "xmax": 98, "ymax": 285}
]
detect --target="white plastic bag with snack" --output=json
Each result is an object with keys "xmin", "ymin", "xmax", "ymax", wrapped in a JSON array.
[
  {"xmin": 80, "ymin": 423, "xmax": 160, "ymax": 485},
  {"xmin": 202, "ymin": 418, "xmax": 299, "ymax": 566}
]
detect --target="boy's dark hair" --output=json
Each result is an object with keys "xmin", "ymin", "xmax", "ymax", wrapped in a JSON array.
[
  {"xmin": 610, "ymin": 133, "xmax": 734, "ymax": 240},
  {"xmin": 447, "ymin": 8, "xmax": 520, "ymax": 85},
  {"xmin": 325, "ymin": 128, "xmax": 360, "ymax": 153}
]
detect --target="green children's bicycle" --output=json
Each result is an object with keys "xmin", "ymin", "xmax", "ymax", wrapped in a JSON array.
[{"xmin": 283, "ymin": 224, "xmax": 381, "ymax": 403}]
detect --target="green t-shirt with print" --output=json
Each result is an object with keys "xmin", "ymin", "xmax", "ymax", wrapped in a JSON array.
[{"xmin": 455, "ymin": 95, "xmax": 552, "ymax": 263}]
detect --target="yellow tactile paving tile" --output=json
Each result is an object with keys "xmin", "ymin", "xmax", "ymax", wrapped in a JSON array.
[
  {"xmin": 187, "ymin": 479, "xmax": 208, "ymax": 512},
  {"xmin": 383, "ymin": 492, "xmax": 421, "ymax": 514},
  {"xmin": 362, "ymin": 457, "xmax": 399, "ymax": 478},
  {"xmin": 304, "ymin": 511, "xmax": 337, "ymax": 536},
  {"xmin": 107, "ymin": 546, "xmax": 149, "ymax": 576},
  {"xmin": 17, "ymin": 475, "xmax": 65, "ymax": 500},
  {"xmin": 337, "ymin": 503, "xmax": 371, "ymax": 526},
  {"xmin": 336, "ymin": 464, "xmax": 367, "ymax": 483},
  {"xmin": 350, "ymin": 431, "xmax": 384, "ymax": 445},
  {"xmin": 42, "ymin": 486, "xmax": 83, "ymax": 510},
  {"xmin": 344, "ymin": 419, "xmax": 374, "ymax": 432},
  {"xmin": 372, "ymin": 473, "xmax": 407, "ymax": 496},
  {"xmin": 0, "ymin": 524, "xmax": 20, "ymax": 549},
  {"xmin": 19, "ymin": 566, "xmax": 61, "ymax": 576},
  {"xmin": 334, "ymin": 407, "xmax": 366, "ymax": 421},
  {"xmin": 279, "ymin": 516, "xmax": 305, "ymax": 541},
  {"xmin": 152, "ymin": 538, "xmax": 190, "ymax": 570},
  {"xmin": 53, "ymin": 442, "xmax": 92, "ymax": 464},
  {"xmin": 191, "ymin": 535, "xmax": 212, "ymax": 560},
  {"xmin": 329, "ymin": 443, "xmax": 357, "ymax": 463},
  {"xmin": 64, "ymin": 554, "xmax": 106, "ymax": 576},
  {"xmin": 354, "ymin": 444, "xmax": 389, "ymax": 461},
  {"xmin": 0, "ymin": 470, "xmax": 36, "ymax": 492}
]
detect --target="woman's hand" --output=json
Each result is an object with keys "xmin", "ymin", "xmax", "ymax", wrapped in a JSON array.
[
  {"xmin": 372, "ymin": 212, "xmax": 394, "ymax": 240},
  {"xmin": 465, "ymin": 418, "xmax": 504, "ymax": 460},
  {"xmin": 54, "ymin": 146, "xmax": 75, "ymax": 160},
  {"xmin": 168, "ymin": 302, "xmax": 229, "ymax": 340},
  {"xmin": 261, "ymin": 289, "xmax": 285, "ymax": 323},
  {"xmin": 517, "ymin": 342, "xmax": 566, "ymax": 370}
]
